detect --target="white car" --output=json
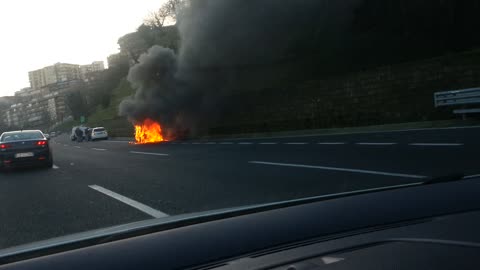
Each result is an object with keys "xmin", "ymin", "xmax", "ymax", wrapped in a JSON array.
[{"xmin": 91, "ymin": 127, "xmax": 108, "ymax": 141}]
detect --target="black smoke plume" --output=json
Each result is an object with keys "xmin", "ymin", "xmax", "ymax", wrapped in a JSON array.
[
  {"xmin": 119, "ymin": 0, "xmax": 362, "ymax": 137},
  {"xmin": 120, "ymin": 0, "xmax": 480, "ymax": 137}
]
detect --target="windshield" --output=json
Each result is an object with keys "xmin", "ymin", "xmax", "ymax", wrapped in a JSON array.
[
  {"xmin": 1, "ymin": 131, "xmax": 44, "ymax": 142},
  {"xmin": 0, "ymin": 0, "xmax": 479, "ymax": 252}
]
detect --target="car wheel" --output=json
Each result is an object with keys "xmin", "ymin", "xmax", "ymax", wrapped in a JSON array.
[{"xmin": 46, "ymin": 157, "xmax": 53, "ymax": 168}]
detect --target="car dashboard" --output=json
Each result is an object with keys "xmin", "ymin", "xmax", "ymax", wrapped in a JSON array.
[{"xmin": 203, "ymin": 210, "xmax": 480, "ymax": 270}]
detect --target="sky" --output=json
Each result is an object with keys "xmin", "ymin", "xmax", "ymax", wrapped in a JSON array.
[{"xmin": 0, "ymin": 0, "xmax": 166, "ymax": 97}]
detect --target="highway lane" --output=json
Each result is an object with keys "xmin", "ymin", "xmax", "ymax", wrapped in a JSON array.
[{"xmin": 0, "ymin": 126, "xmax": 478, "ymax": 249}]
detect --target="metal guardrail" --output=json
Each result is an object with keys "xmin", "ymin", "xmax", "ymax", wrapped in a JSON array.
[
  {"xmin": 434, "ymin": 87, "xmax": 480, "ymax": 107},
  {"xmin": 453, "ymin": 108, "xmax": 480, "ymax": 114}
]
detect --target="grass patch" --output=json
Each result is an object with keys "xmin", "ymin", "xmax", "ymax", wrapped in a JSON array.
[
  {"xmin": 86, "ymin": 78, "xmax": 135, "ymax": 137},
  {"xmin": 87, "ymin": 79, "xmax": 134, "ymax": 123}
]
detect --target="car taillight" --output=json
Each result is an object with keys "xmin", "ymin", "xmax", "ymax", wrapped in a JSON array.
[
  {"xmin": 0, "ymin": 144, "xmax": 11, "ymax": 149},
  {"xmin": 37, "ymin": 141, "xmax": 47, "ymax": 146}
]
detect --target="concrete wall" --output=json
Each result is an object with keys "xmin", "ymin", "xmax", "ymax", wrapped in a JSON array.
[{"xmin": 211, "ymin": 50, "xmax": 480, "ymax": 134}]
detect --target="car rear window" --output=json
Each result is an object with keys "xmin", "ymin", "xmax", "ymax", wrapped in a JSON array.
[
  {"xmin": 1, "ymin": 132, "xmax": 44, "ymax": 142},
  {"xmin": 94, "ymin": 128, "xmax": 106, "ymax": 132}
]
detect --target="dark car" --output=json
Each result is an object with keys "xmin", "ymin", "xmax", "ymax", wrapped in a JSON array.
[{"xmin": 0, "ymin": 130, "xmax": 53, "ymax": 170}]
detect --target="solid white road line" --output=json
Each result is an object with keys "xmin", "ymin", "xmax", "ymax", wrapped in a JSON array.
[
  {"xmin": 89, "ymin": 185, "xmax": 169, "ymax": 218},
  {"xmin": 259, "ymin": 142, "xmax": 278, "ymax": 145},
  {"xmin": 92, "ymin": 148, "xmax": 107, "ymax": 151},
  {"xmin": 356, "ymin": 142, "xmax": 397, "ymax": 146},
  {"xmin": 317, "ymin": 142, "xmax": 346, "ymax": 145},
  {"xmin": 130, "ymin": 151, "xmax": 169, "ymax": 156},
  {"xmin": 52, "ymin": 165, "xmax": 60, "ymax": 169},
  {"xmin": 219, "ymin": 125, "xmax": 480, "ymax": 141},
  {"xmin": 409, "ymin": 143, "xmax": 463, "ymax": 146},
  {"xmin": 284, "ymin": 142, "xmax": 309, "ymax": 145},
  {"xmin": 321, "ymin": 257, "xmax": 345, "ymax": 265},
  {"xmin": 463, "ymin": 174, "xmax": 480, "ymax": 179},
  {"xmin": 249, "ymin": 161, "xmax": 427, "ymax": 179}
]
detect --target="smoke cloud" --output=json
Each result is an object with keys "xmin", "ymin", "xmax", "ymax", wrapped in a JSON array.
[{"xmin": 119, "ymin": 0, "xmax": 361, "ymax": 137}]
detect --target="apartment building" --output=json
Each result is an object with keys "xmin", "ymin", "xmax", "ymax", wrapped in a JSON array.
[
  {"xmin": 80, "ymin": 61, "xmax": 105, "ymax": 80},
  {"xmin": 28, "ymin": 63, "xmax": 81, "ymax": 89}
]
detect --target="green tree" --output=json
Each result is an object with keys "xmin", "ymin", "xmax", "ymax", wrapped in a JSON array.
[
  {"xmin": 118, "ymin": 32, "xmax": 150, "ymax": 64},
  {"xmin": 144, "ymin": 0, "xmax": 185, "ymax": 30},
  {"xmin": 82, "ymin": 64, "xmax": 129, "ymax": 113},
  {"xmin": 65, "ymin": 88, "xmax": 88, "ymax": 120}
]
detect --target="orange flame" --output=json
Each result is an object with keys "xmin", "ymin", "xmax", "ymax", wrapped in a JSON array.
[{"xmin": 134, "ymin": 118, "xmax": 166, "ymax": 144}]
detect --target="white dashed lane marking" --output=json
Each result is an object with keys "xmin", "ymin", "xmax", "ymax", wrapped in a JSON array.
[
  {"xmin": 249, "ymin": 161, "xmax": 427, "ymax": 179},
  {"xmin": 52, "ymin": 165, "xmax": 60, "ymax": 169},
  {"xmin": 356, "ymin": 142, "xmax": 397, "ymax": 146},
  {"xmin": 130, "ymin": 151, "xmax": 169, "ymax": 156},
  {"xmin": 92, "ymin": 148, "xmax": 107, "ymax": 151},
  {"xmin": 409, "ymin": 143, "xmax": 463, "ymax": 146},
  {"xmin": 89, "ymin": 185, "xmax": 169, "ymax": 218},
  {"xmin": 161, "ymin": 141, "xmax": 465, "ymax": 147}
]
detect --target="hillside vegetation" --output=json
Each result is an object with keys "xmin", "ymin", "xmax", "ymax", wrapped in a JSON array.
[{"xmin": 56, "ymin": 79, "xmax": 135, "ymax": 137}]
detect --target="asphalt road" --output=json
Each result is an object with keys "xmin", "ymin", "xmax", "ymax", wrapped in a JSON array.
[{"xmin": 0, "ymin": 126, "xmax": 479, "ymax": 249}]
